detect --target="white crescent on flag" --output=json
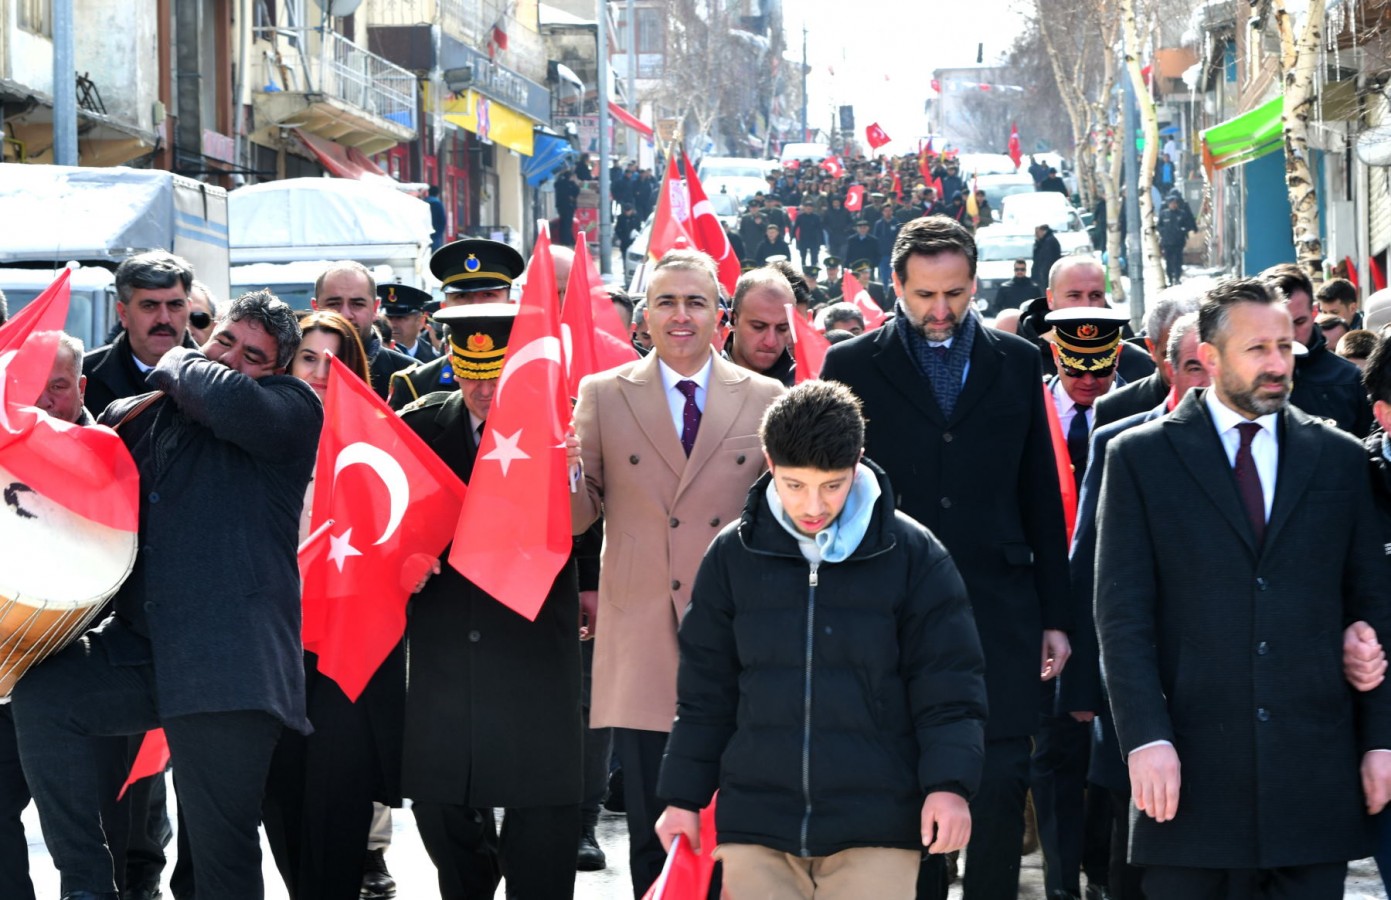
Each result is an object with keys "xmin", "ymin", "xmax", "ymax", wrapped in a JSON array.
[
  {"xmin": 691, "ymin": 199, "xmax": 732, "ymax": 255},
  {"xmin": 495, "ymin": 336, "xmax": 564, "ymax": 406},
  {"xmin": 332, "ymin": 442, "xmax": 410, "ymax": 545}
]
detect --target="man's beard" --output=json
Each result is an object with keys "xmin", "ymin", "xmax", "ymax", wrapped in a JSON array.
[
  {"xmin": 905, "ymin": 305, "xmax": 961, "ymax": 343},
  {"xmin": 1221, "ymin": 369, "xmax": 1291, "ymax": 417}
]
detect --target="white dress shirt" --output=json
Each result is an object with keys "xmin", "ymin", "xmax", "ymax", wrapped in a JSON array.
[
  {"xmin": 1050, "ymin": 377, "xmax": 1116, "ymax": 435},
  {"xmin": 1204, "ymin": 388, "xmax": 1278, "ymax": 523},
  {"xmin": 659, "ymin": 355, "xmax": 713, "ymax": 440}
]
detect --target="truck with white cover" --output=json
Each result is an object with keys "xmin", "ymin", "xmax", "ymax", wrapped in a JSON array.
[
  {"xmin": 228, "ymin": 178, "xmax": 433, "ymax": 308},
  {"xmin": 0, "ymin": 164, "xmax": 230, "ymax": 349}
]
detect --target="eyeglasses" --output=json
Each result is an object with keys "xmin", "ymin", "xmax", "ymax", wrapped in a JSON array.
[
  {"xmin": 189, "ymin": 311, "xmax": 212, "ymax": 329},
  {"xmin": 1061, "ymin": 364, "xmax": 1116, "ymax": 380}
]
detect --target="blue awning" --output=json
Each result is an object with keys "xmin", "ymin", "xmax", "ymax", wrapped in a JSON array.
[{"xmin": 524, "ymin": 133, "xmax": 577, "ymax": 187}]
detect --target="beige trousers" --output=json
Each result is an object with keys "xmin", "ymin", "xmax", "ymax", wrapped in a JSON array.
[{"xmin": 713, "ymin": 842, "xmax": 918, "ymax": 899}]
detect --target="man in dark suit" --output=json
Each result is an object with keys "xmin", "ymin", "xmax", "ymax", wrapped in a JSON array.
[
  {"xmin": 1094, "ymin": 290, "xmax": 1201, "ymax": 428},
  {"xmin": 1096, "ymin": 277, "xmax": 1391, "ymax": 899},
  {"xmin": 14, "ymin": 291, "xmax": 320, "ymax": 900},
  {"xmin": 821, "ymin": 215, "xmax": 1072, "ymax": 900},
  {"xmin": 380, "ymin": 283, "xmax": 439, "ymax": 362},
  {"xmin": 311, "ymin": 261, "xmax": 415, "ymax": 400},
  {"xmin": 400, "ymin": 304, "xmax": 583, "ymax": 899}
]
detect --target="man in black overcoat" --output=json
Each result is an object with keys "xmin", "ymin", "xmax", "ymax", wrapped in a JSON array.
[
  {"xmin": 14, "ymin": 291, "xmax": 320, "ymax": 900},
  {"xmin": 399, "ymin": 304, "xmax": 583, "ymax": 900},
  {"xmin": 1096, "ymin": 277, "xmax": 1391, "ymax": 899},
  {"xmin": 310, "ymin": 261, "xmax": 415, "ymax": 400},
  {"xmin": 821, "ymin": 215, "xmax": 1072, "ymax": 900}
]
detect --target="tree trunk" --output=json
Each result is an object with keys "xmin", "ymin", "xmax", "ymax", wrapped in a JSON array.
[
  {"xmin": 1274, "ymin": 0, "xmax": 1326, "ymax": 279},
  {"xmin": 1121, "ymin": 0, "xmax": 1166, "ymax": 292},
  {"xmin": 1104, "ymin": 124, "xmax": 1127, "ymax": 305}
]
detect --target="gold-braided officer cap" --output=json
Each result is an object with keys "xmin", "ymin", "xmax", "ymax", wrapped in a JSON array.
[
  {"xmin": 1045, "ymin": 307, "xmax": 1129, "ymax": 373},
  {"xmin": 434, "ymin": 303, "xmax": 518, "ymax": 380}
]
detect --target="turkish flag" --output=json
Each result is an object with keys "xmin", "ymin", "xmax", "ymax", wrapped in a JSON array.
[
  {"xmin": 786, "ymin": 303, "xmax": 830, "ymax": 383},
  {"xmin": 562, "ymin": 232, "xmax": 637, "ymax": 397},
  {"xmin": 842, "ymin": 271, "xmax": 887, "ymax": 331},
  {"xmin": 1373, "ymin": 256, "xmax": 1387, "ymax": 293},
  {"xmin": 1008, "ymin": 123, "xmax": 1023, "ymax": 170},
  {"xmin": 843, "ymin": 185, "xmax": 865, "ymax": 213},
  {"xmin": 892, "ymin": 170, "xmax": 903, "ymax": 199},
  {"xmin": 918, "ymin": 145, "xmax": 933, "ymax": 186},
  {"xmin": 1042, "ymin": 382, "xmax": 1078, "ymax": 545},
  {"xmin": 819, "ymin": 156, "xmax": 844, "ymax": 179},
  {"xmin": 648, "ymin": 155, "xmax": 694, "ymax": 263},
  {"xmin": 641, "ymin": 797, "xmax": 719, "ymax": 900},
  {"xmin": 0, "ymin": 270, "xmax": 140, "ymax": 534},
  {"xmin": 865, "ymin": 122, "xmax": 891, "ymax": 150},
  {"xmin": 1345, "ymin": 256, "xmax": 1360, "ymax": 293},
  {"xmin": 450, "ymin": 226, "xmax": 571, "ymax": 621},
  {"xmin": 680, "ymin": 150, "xmax": 742, "ymax": 295},
  {"xmin": 299, "ymin": 355, "xmax": 468, "ymax": 700},
  {"xmin": 118, "ymin": 729, "xmax": 170, "ymax": 800}
]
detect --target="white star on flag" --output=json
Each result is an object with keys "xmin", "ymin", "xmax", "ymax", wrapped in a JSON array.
[
  {"xmin": 483, "ymin": 429, "xmax": 531, "ymax": 476},
  {"xmin": 327, "ymin": 528, "xmax": 363, "ymax": 573}
]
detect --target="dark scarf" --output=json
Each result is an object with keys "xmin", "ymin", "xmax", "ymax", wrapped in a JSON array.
[{"xmin": 894, "ymin": 303, "xmax": 977, "ymax": 418}]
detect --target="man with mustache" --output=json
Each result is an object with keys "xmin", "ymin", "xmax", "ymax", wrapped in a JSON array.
[
  {"xmin": 821, "ymin": 215, "xmax": 1071, "ymax": 900},
  {"xmin": 1096, "ymin": 277, "xmax": 1391, "ymax": 899},
  {"xmin": 83, "ymin": 251, "xmax": 198, "ymax": 419}
]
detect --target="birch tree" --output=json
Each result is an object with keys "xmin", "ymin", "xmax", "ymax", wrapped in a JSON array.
[
  {"xmin": 1272, "ymin": 0, "xmax": 1325, "ymax": 277},
  {"xmin": 1120, "ymin": 0, "xmax": 1166, "ymax": 292}
]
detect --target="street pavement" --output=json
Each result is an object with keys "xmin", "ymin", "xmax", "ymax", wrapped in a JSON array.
[{"xmin": 22, "ymin": 787, "xmax": 1391, "ymax": 898}]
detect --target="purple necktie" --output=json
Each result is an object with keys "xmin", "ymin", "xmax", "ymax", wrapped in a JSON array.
[
  {"xmin": 677, "ymin": 380, "xmax": 701, "ymax": 456},
  {"xmin": 1234, "ymin": 422, "xmax": 1265, "ymax": 545}
]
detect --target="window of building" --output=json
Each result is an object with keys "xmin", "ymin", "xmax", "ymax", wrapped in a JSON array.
[
  {"xmin": 19, "ymin": 0, "xmax": 53, "ymax": 36},
  {"xmin": 616, "ymin": 7, "xmax": 663, "ymax": 55}
]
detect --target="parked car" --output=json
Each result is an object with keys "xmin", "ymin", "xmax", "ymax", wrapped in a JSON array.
[
  {"xmin": 973, "ymin": 226, "xmax": 1043, "ymax": 316},
  {"xmin": 1000, "ymin": 192, "xmax": 1093, "ymax": 255},
  {"xmin": 974, "ymin": 173, "xmax": 1037, "ymax": 214}
]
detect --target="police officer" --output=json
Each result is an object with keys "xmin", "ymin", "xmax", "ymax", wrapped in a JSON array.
[
  {"xmin": 387, "ymin": 238, "xmax": 525, "ymax": 410},
  {"xmin": 379, "ymin": 283, "xmax": 438, "ymax": 362}
]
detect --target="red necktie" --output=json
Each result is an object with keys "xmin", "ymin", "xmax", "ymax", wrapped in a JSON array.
[
  {"xmin": 1234, "ymin": 422, "xmax": 1265, "ymax": 545},
  {"xmin": 677, "ymin": 380, "xmax": 701, "ymax": 456}
]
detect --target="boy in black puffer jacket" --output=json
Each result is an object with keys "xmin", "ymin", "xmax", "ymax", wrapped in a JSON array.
[{"xmin": 655, "ymin": 380, "xmax": 987, "ymax": 897}]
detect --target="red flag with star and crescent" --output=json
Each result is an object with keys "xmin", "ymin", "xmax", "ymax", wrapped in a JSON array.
[
  {"xmin": 299, "ymin": 355, "xmax": 468, "ymax": 700},
  {"xmin": 841, "ymin": 271, "xmax": 887, "ymax": 331},
  {"xmin": 680, "ymin": 150, "xmax": 742, "ymax": 295},
  {"xmin": 648, "ymin": 155, "xmax": 694, "ymax": 263},
  {"xmin": 449, "ymin": 225, "xmax": 571, "ymax": 621},
  {"xmin": 786, "ymin": 303, "xmax": 830, "ymax": 383},
  {"xmin": 865, "ymin": 122, "xmax": 891, "ymax": 150},
  {"xmin": 843, "ymin": 185, "xmax": 865, "ymax": 214},
  {"xmin": 819, "ymin": 156, "xmax": 844, "ymax": 179},
  {"xmin": 562, "ymin": 231, "xmax": 638, "ymax": 397}
]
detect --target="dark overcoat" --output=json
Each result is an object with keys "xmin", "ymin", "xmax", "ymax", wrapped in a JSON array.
[
  {"xmin": 1095, "ymin": 389, "xmax": 1391, "ymax": 868},
  {"xmin": 398, "ymin": 391, "xmax": 583, "ymax": 809},
  {"xmin": 98, "ymin": 348, "xmax": 320, "ymax": 730},
  {"xmin": 1093, "ymin": 371, "xmax": 1168, "ymax": 428},
  {"xmin": 820, "ymin": 318, "xmax": 1071, "ymax": 739}
]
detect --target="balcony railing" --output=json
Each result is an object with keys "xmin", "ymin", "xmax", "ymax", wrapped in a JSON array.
[{"xmin": 254, "ymin": 26, "xmax": 417, "ymax": 131}]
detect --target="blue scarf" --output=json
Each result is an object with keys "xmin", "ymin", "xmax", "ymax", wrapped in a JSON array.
[
  {"xmin": 895, "ymin": 303, "xmax": 977, "ymax": 418},
  {"xmin": 765, "ymin": 463, "xmax": 882, "ymax": 564}
]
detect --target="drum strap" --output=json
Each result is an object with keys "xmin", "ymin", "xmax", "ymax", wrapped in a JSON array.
[{"xmin": 110, "ymin": 392, "xmax": 165, "ymax": 432}]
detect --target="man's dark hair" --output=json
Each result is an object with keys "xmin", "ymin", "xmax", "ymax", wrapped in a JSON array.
[
  {"xmin": 769, "ymin": 259, "xmax": 811, "ymax": 308},
  {"xmin": 1197, "ymin": 277, "xmax": 1283, "ymax": 347},
  {"xmin": 225, "ymin": 289, "xmax": 302, "ymax": 369},
  {"xmin": 1341, "ymin": 328, "xmax": 1378, "ymax": 364},
  {"xmin": 428, "ymin": 185, "xmax": 441, "ymax": 197},
  {"xmin": 824, "ymin": 329, "xmax": 856, "ymax": 346},
  {"xmin": 1317, "ymin": 277, "xmax": 1359, "ymax": 307},
  {"xmin": 1260, "ymin": 262, "xmax": 1314, "ymax": 304},
  {"xmin": 821, "ymin": 302, "xmax": 865, "ymax": 331},
  {"xmin": 114, "ymin": 251, "xmax": 195, "ymax": 305},
  {"xmin": 892, "ymin": 215, "xmax": 977, "ymax": 283},
  {"xmin": 1362, "ymin": 333, "xmax": 1391, "ymax": 403},
  {"xmin": 605, "ymin": 285, "xmax": 634, "ymax": 328},
  {"xmin": 760, "ymin": 380, "xmax": 865, "ymax": 470}
]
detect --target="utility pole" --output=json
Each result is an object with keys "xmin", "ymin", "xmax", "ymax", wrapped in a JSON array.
[
  {"xmin": 596, "ymin": 0, "xmax": 612, "ymax": 274},
  {"xmin": 53, "ymin": 0, "xmax": 78, "ymax": 165},
  {"xmin": 1123, "ymin": 69, "xmax": 1145, "ymax": 330},
  {"xmin": 800, "ymin": 25, "xmax": 808, "ymax": 142}
]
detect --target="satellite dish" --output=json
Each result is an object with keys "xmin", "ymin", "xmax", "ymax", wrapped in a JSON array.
[
  {"xmin": 318, "ymin": 0, "xmax": 364, "ymax": 16},
  {"xmin": 1356, "ymin": 123, "xmax": 1391, "ymax": 168}
]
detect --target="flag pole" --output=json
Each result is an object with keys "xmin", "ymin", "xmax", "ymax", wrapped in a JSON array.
[{"xmin": 596, "ymin": 0, "xmax": 612, "ymax": 275}]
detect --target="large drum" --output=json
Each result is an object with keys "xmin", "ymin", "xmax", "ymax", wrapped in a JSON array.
[{"xmin": 0, "ymin": 462, "xmax": 136, "ymax": 697}]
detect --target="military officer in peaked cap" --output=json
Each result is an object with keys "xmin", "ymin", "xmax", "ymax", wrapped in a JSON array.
[
  {"xmin": 399, "ymin": 302, "xmax": 584, "ymax": 899},
  {"xmin": 379, "ymin": 282, "xmax": 439, "ymax": 363},
  {"xmin": 387, "ymin": 238, "xmax": 525, "ymax": 410}
]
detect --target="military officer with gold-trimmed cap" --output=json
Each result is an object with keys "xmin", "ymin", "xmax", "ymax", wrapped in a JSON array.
[
  {"xmin": 1044, "ymin": 306, "xmax": 1130, "ymax": 488},
  {"xmin": 398, "ymin": 302, "xmax": 583, "ymax": 899},
  {"xmin": 387, "ymin": 238, "xmax": 525, "ymax": 410},
  {"xmin": 379, "ymin": 282, "xmax": 439, "ymax": 362}
]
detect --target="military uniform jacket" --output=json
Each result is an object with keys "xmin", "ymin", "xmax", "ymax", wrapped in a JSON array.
[
  {"xmin": 820, "ymin": 322, "xmax": 1071, "ymax": 739},
  {"xmin": 387, "ymin": 355, "xmax": 455, "ymax": 411},
  {"xmin": 399, "ymin": 391, "xmax": 583, "ymax": 808},
  {"xmin": 368, "ymin": 342, "xmax": 416, "ymax": 402},
  {"xmin": 1096, "ymin": 390, "xmax": 1391, "ymax": 868},
  {"xmin": 571, "ymin": 352, "xmax": 785, "ymax": 733}
]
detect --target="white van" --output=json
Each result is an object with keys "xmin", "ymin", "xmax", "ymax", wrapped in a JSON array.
[{"xmin": 778, "ymin": 142, "xmax": 831, "ymax": 165}]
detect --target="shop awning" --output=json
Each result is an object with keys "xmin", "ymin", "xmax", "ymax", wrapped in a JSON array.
[
  {"xmin": 293, "ymin": 129, "xmax": 398, "ymax": 183},
  {"xmin": 440, "ymin": 89, "xmax": 536, "ymax": 156},
  {"xmin": 1200, "ymin": 97, "xmax": 1283, "ymax": 173},
  {"xmin": 524, "ymin": 132, "xmax": 577, "ymax": 186},
  {"xmin": 608, "ymin": 102, "xmax": 653, "ymax": 139}
]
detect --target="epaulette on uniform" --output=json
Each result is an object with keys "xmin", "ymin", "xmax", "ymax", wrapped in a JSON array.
[{"xmin": 400, "ymin": 390, "xmax": 454, "ymax": 416}]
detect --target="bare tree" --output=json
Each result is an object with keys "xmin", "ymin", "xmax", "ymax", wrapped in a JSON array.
[
  {"xmin": 1035, "ymin": 0, "xmax": 1101, "ymax": 207},
  {"xmin": 1121, "ymin": 0, "xmax": 1166, "ymax": 292},
  {"xmin": 1273, "ymin": 0, "xmax": 1325, "ymax": 277}
]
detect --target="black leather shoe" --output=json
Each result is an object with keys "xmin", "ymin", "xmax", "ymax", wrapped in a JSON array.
[
  {"xmin": 361, "ymin": 847, "xmax": 396, "ymax": 899},
  {"xmin": 577, "ymin": 826, "xmax": 607, "ymax": 871},
  {"xmin": 602, "ymin": 768, "xmax": 625, "ymax": 813},
  {"xmin": 1084, "ymin": 886, "xmax": 1111, "ymax": 900},
  {"xmin": 120, "ymin": 884, "xmax": 162, "ymax": 900}
]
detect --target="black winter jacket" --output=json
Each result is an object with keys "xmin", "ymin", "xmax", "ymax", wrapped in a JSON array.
[
  {"xmin": 1291, "ymin": 324, "xmax": 1373, "ymax": 437},
  {"xmin": 657, "ymin": 463, "xmax": 987, "ymax": 857}
]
